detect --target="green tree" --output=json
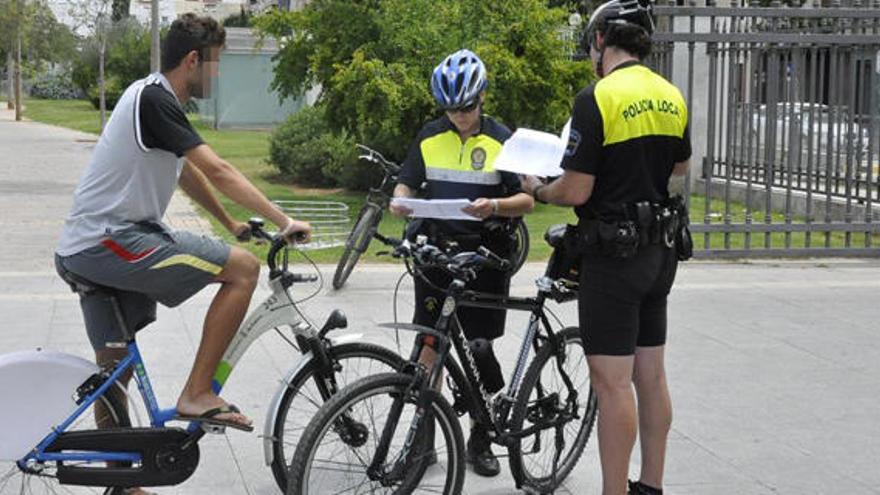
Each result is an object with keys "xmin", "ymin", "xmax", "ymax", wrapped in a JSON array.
[
  {"xmin": 257, "ymin": 0, "xmax": 592, "ymax": 169},
  {"xmin": 111, "ymin": 0, "xmax": 129, "ymax": 22},
  {"xmin": 72, "ymin": 18, "xmax": 152, "ymax": 110}
]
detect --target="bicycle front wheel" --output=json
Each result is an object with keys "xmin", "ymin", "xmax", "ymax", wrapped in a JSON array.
[
  {"xmin": 333, "ymin": 204, "xmax": 381, "ymax": 290},
  {"xmin": 287, "ymin": 372, "xmax": 465, "ymax": 495},
  {"xmin": 507, "ymin": 327, "xmax": 597, "ymax": 492},
  {"xmin": 0, "ymin": 388, "xmax": 131, "ymax": 494},
  {"xmin": 270, "ymin": 342, "xmax": 404, "ymax": 492}
]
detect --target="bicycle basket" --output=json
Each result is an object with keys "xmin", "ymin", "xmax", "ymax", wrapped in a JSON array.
[
  {"xmin": 274, "ymin": 200, "xmax": 350, "ymax": 250},
  {"xmin": 544, "ymin": 224, "xmax": 581, "ymax": 303}
]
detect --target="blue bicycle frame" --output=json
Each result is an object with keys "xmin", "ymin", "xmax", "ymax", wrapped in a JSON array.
[{"xmin": 17, "ymin": 341, "xmax": 204, "ymax": 469}]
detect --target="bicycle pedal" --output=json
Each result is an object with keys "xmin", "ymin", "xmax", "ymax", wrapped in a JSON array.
[{"xmin": 200, "ymin": 423, "xmax": 226, "ymax": 435}]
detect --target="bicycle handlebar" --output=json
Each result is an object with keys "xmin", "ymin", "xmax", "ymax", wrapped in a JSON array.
[
  {"xmin": 373, "ymin": 232, "xmax": 509, "ymax": 279},
  {"xmin": 356, "ymin": 144, "xmax": 401, "ymax": 175},
  {"xmin": 246, "ymin": 217, "xmax": 317, "ymax": 283}
]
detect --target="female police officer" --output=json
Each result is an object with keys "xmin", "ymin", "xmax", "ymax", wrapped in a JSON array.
[
  {"xmin": 522, "ymin": 2, "xmax": 691, "ymax": 494},
  {"xmin": 389, "ymin": 49, "xmax": 534, "ymax": 477}
]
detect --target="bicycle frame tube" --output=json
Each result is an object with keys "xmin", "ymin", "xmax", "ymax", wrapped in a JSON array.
[
  {"xmin": 209, "ymin": 275, "xmax": 314, "ymax": 394},
  {"xmin": 25, "ymin": 348, "xmax": 143, "ymax": 465}
]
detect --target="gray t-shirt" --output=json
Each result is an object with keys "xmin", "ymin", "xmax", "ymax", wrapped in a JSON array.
[{"xmin": 57, "ymin": 73, "xmax": 203, "ymax": 256}]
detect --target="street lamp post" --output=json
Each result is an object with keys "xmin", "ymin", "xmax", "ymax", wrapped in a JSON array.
[{"xmin": 150, "ymin": 0, "xmax": 159, "ymax": 72}]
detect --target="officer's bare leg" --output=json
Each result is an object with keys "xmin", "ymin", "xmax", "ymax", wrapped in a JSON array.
[
  {"xmin": 632, "ymin": 345, "xmax": 671, "ymax": 490},
  {"xmin": 588, "ymin": 354, "xmax": 637, "ymax": 495},
  {"xmin": 176, "ymin": 246, "xmax": 258, "ymax": 427}
]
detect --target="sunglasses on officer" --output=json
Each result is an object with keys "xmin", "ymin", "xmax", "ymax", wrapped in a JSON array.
[{"xmin": 446, "ymin": 100, "xmax": 480, "ymax": 114}]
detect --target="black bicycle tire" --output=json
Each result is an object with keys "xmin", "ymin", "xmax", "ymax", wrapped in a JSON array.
[
  {"xmin": 507, "ymin": 327, "xmax": 597, "ymax": 492},
  {"xmin": 287, "ymin": 372, "xmax": 465, "ymax": 495},
  {"xmin": 510, "ymin": 220, "xmax": 530, "ymax": 275},
  {"xmin": 333, "ymin": 205, "xmax": 381, "ymax": 290},
  {"xmin": 270, "ymin": 342, "xmax": 406, "ymax": 492}
]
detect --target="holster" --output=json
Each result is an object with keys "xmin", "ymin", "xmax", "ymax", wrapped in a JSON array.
[{"xmin": 667, "ymin": 195, "xmax": 693, "ymax": 261}]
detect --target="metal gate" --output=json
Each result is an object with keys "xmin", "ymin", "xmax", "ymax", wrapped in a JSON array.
[{"xmin": 650, "ymin": 0, "xmax": 880, "ymax": 257}]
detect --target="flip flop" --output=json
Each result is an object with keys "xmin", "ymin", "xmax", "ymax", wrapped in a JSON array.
[{"xmin": 173, "ymin": 404, "xmax": 254, "ymax": 432}]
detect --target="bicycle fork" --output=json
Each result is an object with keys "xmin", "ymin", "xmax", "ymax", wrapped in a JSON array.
[{"xmin": 366, "ymin": 335, "xmax": 448, "ymax": 485}]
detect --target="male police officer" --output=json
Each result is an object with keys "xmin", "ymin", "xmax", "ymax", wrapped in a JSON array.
[
  {"xmin": 390, "ymin": 49, "xmax": 534, "ymax": 476},
  {"xmin": 522, "ymin": 2, "xmax": 690, "ymax": 494}
]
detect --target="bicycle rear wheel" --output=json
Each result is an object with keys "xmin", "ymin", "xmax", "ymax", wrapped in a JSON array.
[
  {"xmin": 269, "ymin": 342, "xmax": 405, "ymax": 492},
  {"xmin": 333, "ymin": 204, "xmax": 381, "ymax": 290},
  {"xmin": 287, "ymin": 372, "xmax": 465, "ymax": 495},
  {"xmin": 507, "ymin": 327, "xmax": 596, "ymax": 493},
  {"xmin": 0, "ymin": 387, "xmax": 132, "ymax": 494}
]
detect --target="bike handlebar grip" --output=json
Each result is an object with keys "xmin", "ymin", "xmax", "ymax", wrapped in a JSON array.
[
  {"xmin": 373, "ymin": 232, "xmax": 400, "ymax": 246},
  {"xmin": 291, "ymin": 273, "xmax": 318, "ymax": 283}
]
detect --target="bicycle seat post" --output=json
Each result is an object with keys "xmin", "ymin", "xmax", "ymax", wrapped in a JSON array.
[{"xmin": 107, "ymin": 294, "xmax": 134, "ymax": 345}]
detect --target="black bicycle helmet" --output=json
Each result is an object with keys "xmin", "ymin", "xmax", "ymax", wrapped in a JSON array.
[{"xmin": 583, "ymin": 0, "xmax": 655, "ymax": 53}]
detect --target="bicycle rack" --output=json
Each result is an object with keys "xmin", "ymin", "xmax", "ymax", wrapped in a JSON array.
[{"xmin": 274, "ymin": 200, "xmax": 350, "ymax": 250}]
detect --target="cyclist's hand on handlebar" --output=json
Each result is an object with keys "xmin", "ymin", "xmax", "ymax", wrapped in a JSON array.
[
  {"xmin": 230, "ymin": 221, "xmax": 252, "ymax": 242},
  {"xmin": 389, "ymin": 199, "xmax": 413, "ymax": 218},
  {"xmin": 280, "ymin": 218, "xmax": 312, "ymax": 244}
]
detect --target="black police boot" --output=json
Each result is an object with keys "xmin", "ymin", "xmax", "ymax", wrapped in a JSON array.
[
  {"xmin": 466, "ymin": 424, "xmax": 500, "ymax": 477},
  {"xmin": 628, "ymin": 480, "xmax": 663, "ymax": 495}
]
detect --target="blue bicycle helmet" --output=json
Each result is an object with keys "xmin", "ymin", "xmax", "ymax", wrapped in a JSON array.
[{"xmin": 430, "ymin": 49, "xmax": 488, "ymax": 111}]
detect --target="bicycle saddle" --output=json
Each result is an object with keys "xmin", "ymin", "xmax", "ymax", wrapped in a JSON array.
[
  {"xmin": 544, "ymin": 224, "xmax": 570, "ymax": 249},
  {"xmin": 59, "ymin": 269, "xmax": 120, "ymax": 296}
]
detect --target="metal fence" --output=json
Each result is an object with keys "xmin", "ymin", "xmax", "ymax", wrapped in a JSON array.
[{"xmin": 650, "ymin": 1, "xmax": 880, "ymax": 257}]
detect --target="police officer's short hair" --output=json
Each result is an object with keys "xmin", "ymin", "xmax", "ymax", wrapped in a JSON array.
[
  {"xmin": 161, "ymin": 13, "xmax": 226, "ymax": 72},
  {"xmin": 597, "ymin": 19, "xmax": 652, "ymax": 60}
]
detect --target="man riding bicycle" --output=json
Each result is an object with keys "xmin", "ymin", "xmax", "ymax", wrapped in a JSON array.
[{"xmin": 54, "ymin": 13, "xmax": 311, "ymax": 440}]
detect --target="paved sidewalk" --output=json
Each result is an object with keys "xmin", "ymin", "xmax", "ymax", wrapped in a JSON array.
[{"xmin": 2, "ymin": 108, "xmax": 879, "ymax": 494}]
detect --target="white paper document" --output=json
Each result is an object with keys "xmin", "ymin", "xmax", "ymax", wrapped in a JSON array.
[
  {"xmin": 390, "ymin": 198, "xmax": 479, "ymax": 221},
  {"xmin": 493, "ymin": 120, "xmax": 571, "ymax": 177}
]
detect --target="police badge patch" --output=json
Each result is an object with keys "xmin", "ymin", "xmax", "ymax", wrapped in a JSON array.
[
  {"xmin": 565, "ymin": 128, "xmax": 582, "ymax": 157},
  {"xmin": 471, "ymin": 147, "xmax": 487, "ymax": 170}
]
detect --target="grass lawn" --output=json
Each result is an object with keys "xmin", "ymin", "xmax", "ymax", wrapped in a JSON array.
[{"xmin": 24, "ymin": 97, "xmax": 864, "ymax": 263}]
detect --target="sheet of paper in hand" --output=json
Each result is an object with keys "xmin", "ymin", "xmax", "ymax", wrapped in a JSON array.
[
  {"xmin": 391, "ymin": 198, "xmax": 479, "ymax": 221},
  {"xmin": 493, "ymin": 120, "xmax": 571, "ymax": 177}
]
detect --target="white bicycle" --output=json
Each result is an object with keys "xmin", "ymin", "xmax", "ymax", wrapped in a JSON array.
[{"xmin": 0, "ymin": 218, "xmax": 404, "ymax": 494}]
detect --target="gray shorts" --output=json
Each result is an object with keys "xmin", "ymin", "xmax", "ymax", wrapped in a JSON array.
[{"xmin": 55, "ymin": 222, "xmax": 230, "ymax": 350}]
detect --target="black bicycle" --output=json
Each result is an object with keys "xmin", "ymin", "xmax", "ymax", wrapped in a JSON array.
[
  {"xmin": 333, "ymin": 144, "xmax": 531, "ymax": 290},
  {"xmin": 332, "ymin": 145, "xmax": 400, "ymax": 289},
  {"xmin": 288, "ymin": 226, "xmax": 596, "ymax": 494}
]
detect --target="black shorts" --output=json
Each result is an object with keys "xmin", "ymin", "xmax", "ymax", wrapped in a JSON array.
[
  {"xmin": 413, "ymin": 266, "xmax": 509, "ymax": 341},
  {"xmin": 578, "ymin": 244, "xmax": 678, "ymax": 356}
]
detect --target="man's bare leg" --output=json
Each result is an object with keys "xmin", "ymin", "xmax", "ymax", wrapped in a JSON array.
[
  {"xmin": 175, "ymin": 246, "xmax": 259, "ymax": 427},
  {"xmin": 95, "ymin": 348, "xmax": 156, "ymax": 495},
  {"xmin": 588, "ymin": 354, "xmax": 638, "ymax": 495},
  {"xmin": 632, "ymin": 345, "xmax": 672, "ymax": 491}
]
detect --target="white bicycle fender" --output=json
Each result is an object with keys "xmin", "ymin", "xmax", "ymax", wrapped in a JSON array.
[
  {"xmin": 262, "ymin": 351, "xmax": 313, "ymax": 465},
  {"xmin": 260, "ymin": 334, "xmax": 366, "ymax": 465},
  {"xmin": 328, "ymin": 333, "xmax": 364, "ymax": 346},
  {"xmin": 0, "ymin": 350, "xmax": 99, "ymax": 460}
]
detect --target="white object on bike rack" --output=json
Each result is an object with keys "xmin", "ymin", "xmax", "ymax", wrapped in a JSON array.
[
  {"xmin": 274, "ymin": 200, "xmax": 350, "ymax": 250},
  {"xmin": 0, "ymin": 350, "xmax": 99, "ymax": 460}
]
